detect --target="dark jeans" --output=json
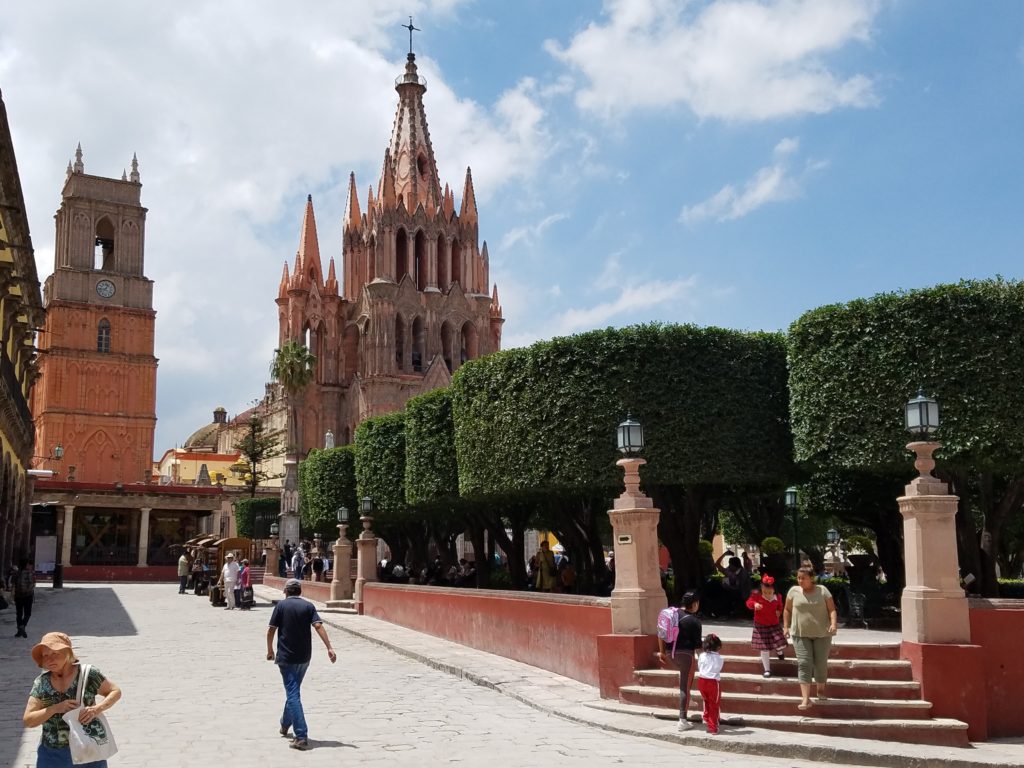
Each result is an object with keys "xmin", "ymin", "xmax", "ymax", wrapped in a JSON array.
[
  {"xmin": 233, "ymin": 586, "xmax": 242, "ymax": 607},
  {"xmin": 15, "ymin": 595, "xmax": 33, "ymax": 632},
  {"xmin": 178, "ymin": 575, "xmax": 188, "ymax": 593},
  {"xmin": 278, "ymin": 662, "xmax": 310, "ymax": 739},
  {"xmin": 37, "ymin": 743, "xmax": 107, "ymax": 767}
]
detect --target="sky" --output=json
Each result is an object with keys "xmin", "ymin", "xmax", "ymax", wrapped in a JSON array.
[{"xmin": 2, "ymin": 1, "xmax": 1023, "ymax": 458}]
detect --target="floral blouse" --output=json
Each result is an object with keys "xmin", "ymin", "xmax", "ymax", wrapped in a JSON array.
[{"xmin": 29, "ymin": 664, "xmax": 107, "ymax": 749}]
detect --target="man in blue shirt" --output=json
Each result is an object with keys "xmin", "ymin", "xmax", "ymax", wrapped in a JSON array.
[{"xmin": 266, "ymin": 578, "xmax": 336, "ymax": 750}]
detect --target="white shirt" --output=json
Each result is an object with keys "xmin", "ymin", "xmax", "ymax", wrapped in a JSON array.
[
  {"xmin": 222, "ymin": 561, "xmax": 240, "ymax": 584},
  {"xmin": 697, "ymin": 651, "xmax": 723, "ymax": 680}
]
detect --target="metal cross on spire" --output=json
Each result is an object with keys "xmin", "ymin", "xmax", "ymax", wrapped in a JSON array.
[{"xmin": 402, "ymin": 16, "xmax": 420, "ymax": 54}]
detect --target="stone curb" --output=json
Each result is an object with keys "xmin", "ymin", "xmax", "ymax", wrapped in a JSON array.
[{"xmin": 252, "ymin": 585, "xmax": 1018, "ymax": 768}]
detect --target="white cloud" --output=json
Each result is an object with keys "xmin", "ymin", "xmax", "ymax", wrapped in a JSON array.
[
  {"xmin": 1, "ymin": 0, "xmax": 555, "ymax": 452},
  {"xmin": 680, "ymin": 136, "xmax": 824, "ymax": 224},
  {"xmin": 499, "ymin": 212, "xmax": 569, "ymax": 250},
  {"xmin": 547, "ymin": 0, "xmax": 880, "ymax": 121},
  {"xmin": 552, "ymin": 276, "xmax": 699, "ymax": 336}
]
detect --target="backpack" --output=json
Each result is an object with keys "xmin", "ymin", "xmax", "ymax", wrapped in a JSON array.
[{"xmin": 656, "ymin": 606, "xmax": 681, "ymax": 657}]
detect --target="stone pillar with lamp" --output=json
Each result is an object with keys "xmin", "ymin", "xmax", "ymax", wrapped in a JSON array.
[
  {"xmin": 353, "ymin": 497, "xmax": 379, "ymax": 614},
  {"xmin": 330, "ymin": 505, "xmax": 353, "ymax": 603}
]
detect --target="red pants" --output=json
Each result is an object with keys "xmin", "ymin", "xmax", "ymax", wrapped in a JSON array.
[{"xmin": 697, "ymin": 677, "xmax": 721, "ymax": 733}]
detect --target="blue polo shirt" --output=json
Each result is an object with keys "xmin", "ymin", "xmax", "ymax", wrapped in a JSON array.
[{"xmin": 268, "ymin": 596, "xmax": 323, "ymax": 665}]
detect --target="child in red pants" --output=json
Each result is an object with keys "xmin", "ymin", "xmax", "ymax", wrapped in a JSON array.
[{"xmin": 696, "ymin": 633, "xmax": 724, "ymax": 734}]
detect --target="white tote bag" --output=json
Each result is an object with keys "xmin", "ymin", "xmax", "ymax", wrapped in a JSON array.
[{"xmin": 61, "ymin": 663, "xmax": 118, "ymax": 764}]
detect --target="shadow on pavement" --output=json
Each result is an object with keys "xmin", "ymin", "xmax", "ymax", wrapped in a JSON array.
[
  {"xmin": 0, "ymin": 586, "xmax": 137, "ymax": 768},
  {"xmin": 310, "ymin": 739, "xmax": 358, "ymax": 749}
]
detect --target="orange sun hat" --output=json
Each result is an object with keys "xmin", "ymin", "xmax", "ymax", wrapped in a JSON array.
[{"xmin": 31, "ymin": 632, "xmax": 77, "ymax": 668}]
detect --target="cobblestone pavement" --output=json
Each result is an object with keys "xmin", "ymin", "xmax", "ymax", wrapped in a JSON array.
[{"xmin": 0, "ymin": 583, "xmax": 870, "ymax": 768}]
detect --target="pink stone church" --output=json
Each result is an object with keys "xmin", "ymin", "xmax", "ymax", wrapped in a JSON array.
[{"xmin": 275, "ymin": 50, "xmax": 504, "ymax": 453}]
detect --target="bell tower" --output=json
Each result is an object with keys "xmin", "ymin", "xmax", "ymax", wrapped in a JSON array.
[{"xmin": 32, "ymin": 146, "xmax": 158, "ymax": 483}]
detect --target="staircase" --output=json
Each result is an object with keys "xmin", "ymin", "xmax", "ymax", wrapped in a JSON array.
[{"xmin": 618, "ymin": 639, "xmax": 969, "ymax": 746}]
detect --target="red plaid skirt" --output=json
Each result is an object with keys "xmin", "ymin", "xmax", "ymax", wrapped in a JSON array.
[{"xmin": 751, "ymin": 622, "xmax": 786, "ymax": 651}]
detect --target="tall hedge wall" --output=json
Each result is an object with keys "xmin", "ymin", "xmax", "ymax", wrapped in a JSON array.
[
  {"xmin": 298, "ymin": 446, "xmax": 357, "ymax": 538},
  {"xmin": 234, "ymin": 497, "xmax": 280, "ymax": 539},
  {"xmin": 354, "ymin": 412, "xmax": 407, "ymax": 513},
  {"xmin": 404, "ymin": 388, "xmax": 459, "ymax": 507},
  {"xmin": 789, "ymin": 279, "xmax": 1024, "ymax": 473},
  {"xmin": 451, "ymin": 323, "xmax": 793, "ymax": 499}
]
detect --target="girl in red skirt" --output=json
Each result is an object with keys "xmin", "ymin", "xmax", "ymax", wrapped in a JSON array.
[{"xmin": 746, "ymin": 574, "xmax": 787, "ymax": 678}]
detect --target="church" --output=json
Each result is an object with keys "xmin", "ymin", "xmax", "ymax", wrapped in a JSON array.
[{"xmin": 274, "ymin": 47, "xmax": 504, "ymax": 454}]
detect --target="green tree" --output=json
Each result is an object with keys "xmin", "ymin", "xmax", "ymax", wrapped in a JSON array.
[
  {"xmin": 788, "ymin": 279, "xmax": 1024, "ymax": 596},
  {"xmin": 298, "ymin": 446, "xmax": 358, "ymax": 540},
  {"xmin": 270, "ymin": 340, "xmax": 316, "ymax": 453},
  {"xmin": 232, "ymin": 410, "xmax": 281, "ymax": 497},
  {"xmin": 234, "ymin": 497, "xmax": 281, "ymax": 538}
]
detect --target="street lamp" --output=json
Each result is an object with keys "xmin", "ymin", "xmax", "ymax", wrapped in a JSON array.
[
  {"xmin": 361, "ymin": 496, "xmax": 373, "ymax": 517},
  {"xmin": 905, "ymin": 388, "xmax": 940, "ymax": 440},
  {"xmin": 270, "ymin": 522, "xmax": 280, "ymax": 537},
  {"xmin": 337, "ymin": 506, "xmax": 349, "ymax": 524},
  {"xmin": 826, "ymin": 528, "xmax": 839, "ymax": 545},
  {"xmin": 616, "ymin": 414, "xmax": 644, "ymax": 456},
  {"xmin": 785, "ymin": 486, "xmax": 800, "ymax": 570}
]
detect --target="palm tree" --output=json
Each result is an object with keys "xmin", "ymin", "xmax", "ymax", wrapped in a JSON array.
[{"xmin": 270, "ymin": 340, "xmax": 316, "ymax": 455}]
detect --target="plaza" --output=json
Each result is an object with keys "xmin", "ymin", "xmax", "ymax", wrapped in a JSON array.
[{"xmin": 2, "ymin": 583, "xmax": 1023, "ymax": 768}]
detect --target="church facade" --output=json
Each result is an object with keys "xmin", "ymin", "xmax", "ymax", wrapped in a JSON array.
[{"xmin": 275, "ymin": 51, "xmax": 504, "ymax": 453}]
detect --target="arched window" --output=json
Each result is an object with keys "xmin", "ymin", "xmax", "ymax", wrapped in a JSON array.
[
  {"xmin": 95, "ymin": 217, "xmax": 115, "ymax": 270},
  {"xmin": 412, "ymin": 317, "xmax": 425, "ymax": 372},
  {"xmin": 415, "ymin": 231, "xmax": 428, "ymax": 291},
  {"xmin": 440, "ymin": 321, "xmax": 454, "ymax": 373},
  {"xmin": 436, "ymin": 234, "xmax": 448, "ymax": 290},
  {"xmin": 450, "ymin": 238, "xmax": 461, "ymax": 288},
  {"xmin": 461, "ymin": 321, "xmax": 478, "ymax": 365},
  {"xmin": 395, "ymin": 315, "xmax": 406, "ymax": 372},
  {"xmin": 395, "ymin": 229, "xmax": 409, "ymax": 282},
  {"xmin": 97, "ymin": 319, "xmax": 111, "ymax": 353}
]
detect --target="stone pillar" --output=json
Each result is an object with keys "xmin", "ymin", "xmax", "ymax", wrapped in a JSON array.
[
  {"xmin": 264, "ymin": 540, "xmax": 279, "ymax": 581},
  {"xmin": 608, "ymin": 458, "xmax": 667, "ymax": 635},
  {"xmin": 137, "ymin": 507, "xmax": 152, "ymax": 567},
  {"xmin": 61, "ymin": 505, "xmax": 75, "ymax": 566},
  {"xmin": 354, "ymin": 516, "xmax": 378, "ymax": 615},
  {"xmin": 279, "ymin": 458, "xmax": 301, "ymax": 548},
  {"xmin": 330, "ymin": 523, "xmax": 353, "ymax": 601},
  {"xmin": 898, "ymin": 441, "xmax": 970, "ymax": 644}
]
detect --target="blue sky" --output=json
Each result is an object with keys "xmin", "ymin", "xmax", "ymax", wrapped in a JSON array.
[{"xmin": 2, "ymin": 1, "xmax": 1023, "ymax": 456}]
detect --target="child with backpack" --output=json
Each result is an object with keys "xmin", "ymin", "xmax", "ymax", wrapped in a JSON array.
[
  {"xmin": 696, "ymin": 633, "xmax": 724, "ymax": 734},
  {"xmin": 745, "ymin": 574, "xmax": 787, "ymax": 677},
  {"xmin": 656, "ymin": 590, "xmax": 703, "ymax": 731}
]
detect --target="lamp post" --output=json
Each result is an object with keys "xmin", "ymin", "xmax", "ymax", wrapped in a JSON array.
[
  {"xmin": 607, "ymin": 414, "xmax": 666, "ymax": 636},
  {"xmin": 897, "ymin": 387, "xmax": 969, "ymax": 644},
  {"xmin": 265, "ymin": 520, "xmax": 281, "ymax": 582},
  {"xmin": 354, "ymin": 497, "xmax": 378, "ymax": 614},
  {"xmin": 330, "ymin": 505, "xmax": 352, "ymax": 602},
  {"xmin": 785, "ymin": 486, "xmax": 799, "ymax": 570}
]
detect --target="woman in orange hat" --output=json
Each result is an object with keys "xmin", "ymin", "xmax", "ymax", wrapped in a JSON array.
[{"xmin": 22, "ymin": 632, "xmax": 122, "ymax": 768}]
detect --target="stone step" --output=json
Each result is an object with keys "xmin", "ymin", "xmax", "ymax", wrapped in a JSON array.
[
  {"xmin": 634, "ymin": 669, "xmax": 921, "ymax": 700},
  {"xmin": 653, "ymin": 654, "xmax": 915, "ymax": 681},
  {"xmin": 717, "ymin": 639, "xmax": 902, "ymax": 660},
  {"xmin": 586, "ymin": 699, "xmax": 970, "ymax": 748},
  {"xmin": 620, "ymin": 685, "xmax": 935, "ymax": 721}
]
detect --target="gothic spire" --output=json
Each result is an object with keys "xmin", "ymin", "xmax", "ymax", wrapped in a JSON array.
[
  {"xmin": 385, "ymin": 49, "xmax": 443, "ymax": 214},
  {"xmin": 293, "ymin": 194, "xmax": 323, "ymax": 286},
  {"xmin": 460, "ymin": 167, "xmax": 478, "ymax": 225},
  {"xmin": 130, "ymin": 152, "xmax": 140, "ymax": 183},
  {"xmin": 379, "ymin": 149, "xmax": 397, "ymax": 209},
  {"xmin": 345, "ymin": 172, "xmax": 361, "ymax": 233},
  {"xmin": 73, "ymin": 143, "xmax": 84, "ymax": 174},
  {"xmin": 278, "ymin": 262, "xmax": 290, "ymax": 299},
  {"xmin": 325, "ymin": 257, "xmax": 339, "ymax": 295}
]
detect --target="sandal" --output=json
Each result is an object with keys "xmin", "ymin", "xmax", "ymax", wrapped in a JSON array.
[{"xmin": 797, "ymin": 702, "xmax": 812, "ymax": 711}]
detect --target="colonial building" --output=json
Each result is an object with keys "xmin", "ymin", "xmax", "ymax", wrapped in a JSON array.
[
  {"xmin": 276, "ymin": 49, "xmax": 504, "ymax": 453},
  {"xmin": 32, "ymin": 146, "xmax": 157, "ymax": 484},
  {"xmin": 0, "ymin": 88, "xmax": 45, "ymax": 579}
]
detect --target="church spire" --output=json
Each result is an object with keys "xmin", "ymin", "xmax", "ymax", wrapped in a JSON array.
[
  {"xmin": 278, "ymin": 262, "xmax": 290, "ymax": 299},
  {"xmin": 129, "ymin": 152, "xmax": 140, "ymax": 183},
  {"xmin": 460, "ymin": 167, "xmax": 478, "ymax": 225},
  {"xmin": 325, "ymin": 257, "xmax": 339, "ymax": 295},
  {"xmin": 293, "ymin": 194, "xmax": 323, "ymax": 287},
  {"xmin": 379, "ymin": 149, "xmax": 397, "ymax": 209},
  {"xmin": 345, "ymin": 172, "xmax": 361, "ymax": 233},
  {"xmin": 73, "ymin": 143, "xmax": 84, "ymax": 174}
]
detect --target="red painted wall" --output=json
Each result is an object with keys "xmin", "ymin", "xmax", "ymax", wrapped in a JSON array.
[
  {"xmin": 363, "ymin": 584, "xmax": 612, "ymax": 686},
  {"xmin": 63, "ymin": 565, "xmax": 176, "ymax": 582},
  {"xmin": 263, "ymin": 574, "xmax": 335, "ymax": 603},
  {"xmin": 969, "ymin": 600, "xmax": 1024, "ymax": 738}
]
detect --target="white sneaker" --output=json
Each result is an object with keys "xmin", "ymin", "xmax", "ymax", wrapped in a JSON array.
[{"xmin": 678, "ymin": 720, "xmax": 695, "ymax": 731}]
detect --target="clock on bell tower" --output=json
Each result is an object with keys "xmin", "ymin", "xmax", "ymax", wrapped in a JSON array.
[{"xmin": 31, "ymin": 146, "xmax": 158, "ymax": 484}]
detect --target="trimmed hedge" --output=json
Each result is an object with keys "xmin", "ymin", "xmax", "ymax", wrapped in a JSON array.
[
  {"xmin": 354, "ymin": 412, "xmax": 408, "ymax": 514},
  {"xmin": 404, "ymin": 388, "xmax": 459, "ymax": 507},
  {"xmin": 452, "ymin": 323, "xmax": 794, "ymax": 499},
  {"xmin": 298, "ymin": 446, "xmax": 357, "ymax": 539},
  {"xmin": 789, "ymin": 279, "xmax": 1024, "ymax": 473},
  {"xmin": 234, "ymin": 497, "xmax": 280, "ymax": 539}
]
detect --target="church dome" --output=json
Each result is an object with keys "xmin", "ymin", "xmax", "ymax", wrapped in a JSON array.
[{"xmin": 183, "ymin": 407, "xmax": 227, "ymax": 451}]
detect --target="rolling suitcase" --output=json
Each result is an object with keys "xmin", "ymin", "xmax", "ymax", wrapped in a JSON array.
[{"xmin": 240, "ymin": 585, "xmax": 254, "ymax": 610}]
